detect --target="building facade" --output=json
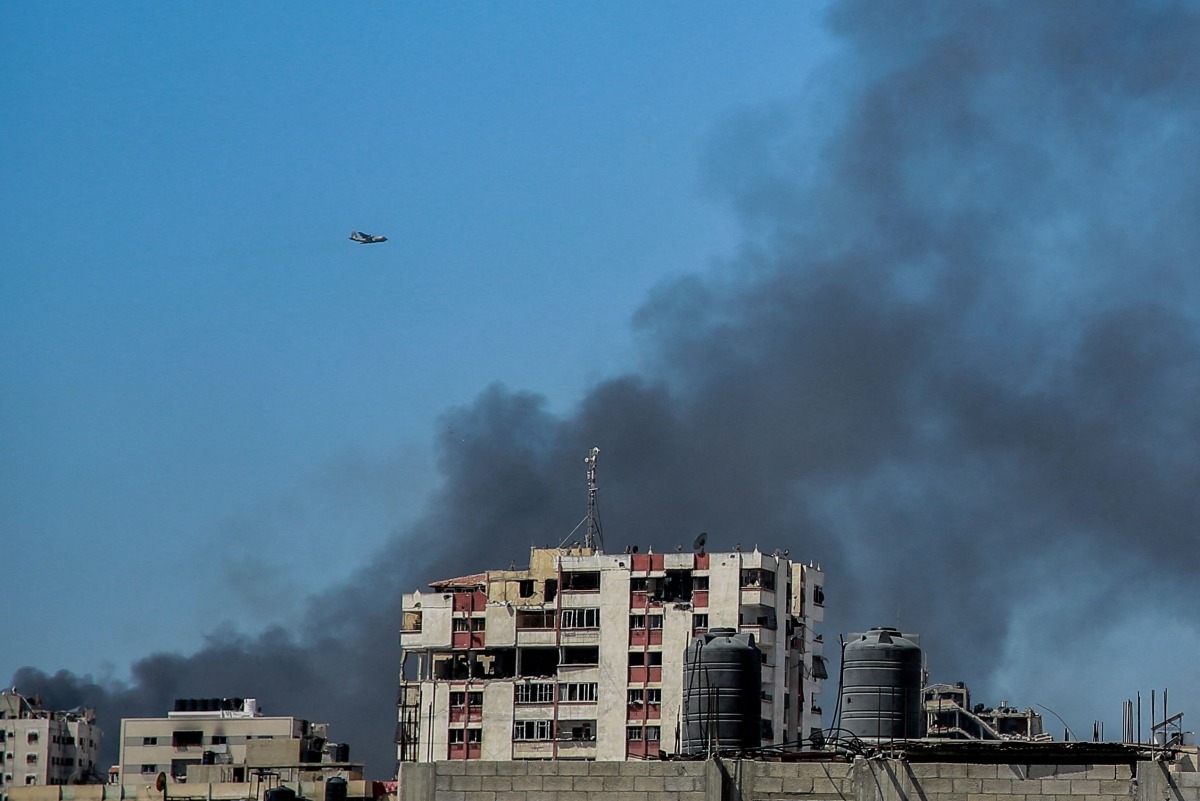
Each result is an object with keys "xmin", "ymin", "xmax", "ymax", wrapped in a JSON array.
[
  {"xmin": 117, "ymin": 698, "xmax": 356, "ymax": 787},
  {"xmin": 396, "ymin": 546, "xmax": 826, "ymax": 763},
  {"xmin": 0, "ymin": 691, "xmax": 102, "ymax": 797}
]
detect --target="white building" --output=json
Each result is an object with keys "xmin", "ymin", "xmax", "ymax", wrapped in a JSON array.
[
  {"xmin": 117, "ymin": 698, "xmax": 356, "ymax": 787},
  {"xmin": 396, "ymin": 545, "xmax": 826, "ymax": 762},
  {"xmin": 0, "ymin": 691, "xmax": 102, "ymax": 797}
]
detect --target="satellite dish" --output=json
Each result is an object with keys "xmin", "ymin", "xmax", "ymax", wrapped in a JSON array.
[
  {"xmin": 692, "ymin": 532, "xmax": 707, "ymax": 553},
  {"xmin": 155, "ymin": 772, "xmax": 167, "ymax": 793}
]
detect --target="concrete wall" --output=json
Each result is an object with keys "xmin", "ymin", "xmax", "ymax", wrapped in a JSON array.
[
  {"xmin": 397, "ymin": 757, "xmax": 1200, "ymax": 801},
  {"xmin": 7, "ymin": 779, "xmax": 378, "ymax": 801}
]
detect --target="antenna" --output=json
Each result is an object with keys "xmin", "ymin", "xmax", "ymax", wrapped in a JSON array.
[{"xmin": 583, "ymin": 446, "xmax": 604, "ymax": 552}]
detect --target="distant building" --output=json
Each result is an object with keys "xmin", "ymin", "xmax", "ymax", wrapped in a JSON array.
[
  {"xmin": 116, "ymin": 698, "xmax": 358, "ymax": 787},
  {"xmin": 396, "ymin": 545, "xmax": 827, "ymax": 762},
  {"xmin": 924, "ymin": 683, "xmax": 1047, "ymax": 741},
  {"xmin": 0, "ymin": 690, "xmax": 102, "ymax": 797}
]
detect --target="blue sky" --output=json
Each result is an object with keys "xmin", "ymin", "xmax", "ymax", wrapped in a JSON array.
[{"xmin": 1, "ymin": 4, "xmax": 835, "ymax": 683}]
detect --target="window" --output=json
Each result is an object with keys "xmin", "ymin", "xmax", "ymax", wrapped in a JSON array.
[
  {"xmin": 693, "ymin": 613, "xmax": 709, "ymax": 630},
  {"xmin": 26, "ymin": 754, "xmax": 37, "ymax": 764},
  {"xmin": 172, "ymin": 730, "xmax": 203, "ymax": 747},
  {"xmin": 518, "ymin": 579, "xmax": 535, "ymax": 598},
  {"xmin": 628, "ymin": 689, "xmax": 643, "ymax": 705},
  {"xmin": 561, "ymin": 571, "xmax": 600, "ymax": 591},
  {"xmin": 26, "ymin": 733, "xmax": 37, "ymax": 744},
  {"xmin": 561, "ymin": 646, "xmax": 598, "ymax": 665},
  {"xmin": 693, "ymin": 576, "xmax": 709, "ymax": 590},
  {"xmin": 452, "ymin": 618, "xmax": 469, "ymax": 632},
  {"xmin": 514, "ymin": 683, "xmax": 554, "ymax": 704},
  {"xmin": 448, "ymin": 729, "xmax": 481, "ymax": 744},
  {"xmin": 813, "ymin": 585, "xmax": 825, "ymax": 607},
  {"xmin": 450, "ymin": 691, "xmax": 483, "ymax": 707},
  {"xmin": 211, "ymin": 736, "xmax": 227, "ymax": 745},
  {"xmin": 646, "ymin": 726, "xmax": 660, "ymax": 741},
  {"xmin": 560, "ymin": 608, "xmax": 600, "ymax": 628},
  {"xmin": 142, "ymin": 737, "xmax": 158, "ymax": 746},
  {"xmin": 512, "ymin": 720, "xmax": 554, "ymax": 741},
  {"xmin": 516, "ymin": 609, "xmax": 555, "ymax": 629},
  {"xmin": 627, "ymin": 651, "xmax": 663, "ymax": 666},
  {"xmin": 141, "ymin": 765, "xmax": 159, "ymax": 774},
  {"xmin": 402, "ymin": 611, "xmax": 422, "ymax": 632},
  {"xmin": 629, "ymin": 614, "xmax": 646, "ymax": 630},
  {"xmin": 646, "ymin": 688, "xmax": 661, "ymax": 704},
  {"xmin": 740, "ymin": 568, "xmax": 776, "ymax": 590},
  {"xmin": 558, "ymin": 683, "xmax": 597, "ymax": 703},
  {"xmin": 647, "ymin": 614, "xmax": 663, "ymax": 629},
  {"xmin": 566, "ymin": 723, "xmax": 594, "ymax": 741},
  {"xmin": 25, "ymin": 776, "xmax": 37, "ymax": 785},
  {"xmin": 626, "ymin": 726, "xmax": 642, "ymax": 741},
  {"xmin": 630, "ymin": 577, "xmax": 648, "ymax": 592}
]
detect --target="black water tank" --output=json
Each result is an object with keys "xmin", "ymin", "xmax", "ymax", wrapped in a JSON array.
[
  {"xmin": 265, "ymin": 788, "xmax": 296, "ymax": 801},
  {"xmin": 325, "ymin": 777, "xmax": 347, "ymax": 801},
  {"xmin": 681, "ymin": 628, "xmax": 762, "ymax": 756},
  {"xmin": 839, "ymin": 627, "xmax": 924, "ymax": 741}
]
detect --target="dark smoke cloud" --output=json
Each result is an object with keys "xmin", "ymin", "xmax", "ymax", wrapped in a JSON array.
[{"xmin": 15, "ymin": 0, "xmax": 1200, "ymax": 774}]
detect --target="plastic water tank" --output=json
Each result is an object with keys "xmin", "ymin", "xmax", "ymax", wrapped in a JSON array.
[
  {"xmin": 325, "ymin": 777, "xmax": 348, "ymax": 801},
  {"xmin": 839, "ymin": 627, "xmax": 924, "ymax": 741},
  {"xmin": 264, "ymin": 788, "xmax": 296, "ymax": 801},
  {"xmin": 681, "ymin": 628, "xmax": 762, "ymax": 755}
]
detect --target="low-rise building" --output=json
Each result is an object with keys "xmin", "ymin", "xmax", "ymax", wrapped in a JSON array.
[
  {"xmin": 396, "ymin": 544, "xmax": 826, "ymax": 762},
  {"xmin": 117, "ymin": 698, "xmax": 357, "ymax": 787},
  {"xmin": 0, "ymin": 690, "xmax": 102, "ymax": 797}
]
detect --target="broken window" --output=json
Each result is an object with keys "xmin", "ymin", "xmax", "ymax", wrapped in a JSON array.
[
  {"xmin": 812, "ymin": 585, "xmax": 825, "ymax": 607},
  {"xmin": 516, "ymin": 609, "xmax": 555, "ymax": 629},
  {"xmin": 518, "ymin": 580, "xmax": 535, "ymax": 598},
  {"xmin": 561, "ymin": 646, "xmax": 599, "ymax": 665},
  {"xmin": 740, "ymin": 568, "xmax": 776, "ymax": 590},
  {"xmin": 560, "ymin": 608, "xmax": 600, "ymax": 628},
  {"xmin": 519, "ymin": 648, "xmax": 559, "ymax": 677},
  {"xmin": 561, "ymin": 571, "xmax": 600, "ymax": 591},
  {"xmin": 663, "ymin": 570, "xmax": 693, "ymax": 601},
  {"xmin": 693, "ymin": 613, "xmax": 708, "ymax": 630},
  {"xmin": 171, "ymin": 730, "xmax": 203, "ymax": 747},
  {"xmin": 544, "ymin": 579, "xmax": 557, "ymax": 603}
]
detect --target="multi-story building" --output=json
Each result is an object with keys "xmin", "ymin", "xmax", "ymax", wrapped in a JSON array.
[
  {"xmin": 0, "ymin": 691, "xmax": 102, "ymax": 797},
  {"xmin": 117, "ymin": 698, "xmax": 357, "ymax": 787},
  {"xmin": 396, "ymin": 545, "xmax": 826, "ymax": 762}
]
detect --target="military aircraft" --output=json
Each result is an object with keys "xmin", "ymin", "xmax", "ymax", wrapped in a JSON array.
[{"xmin": 349, "ymin": 230, "xmax": 388, "ymax": 244}]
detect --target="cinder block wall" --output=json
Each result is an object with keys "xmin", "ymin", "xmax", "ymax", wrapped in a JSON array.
[{"xmin": 397, "ymin": 757, "xmax": 1200, "ymax": 801}]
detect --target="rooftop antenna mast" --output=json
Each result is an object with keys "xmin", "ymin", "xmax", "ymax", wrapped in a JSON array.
[{"xmin": 584, "ymin": 446, "xmax": 604, "ymax": 552}]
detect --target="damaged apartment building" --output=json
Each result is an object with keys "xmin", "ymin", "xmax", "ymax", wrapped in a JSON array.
[{"xmin": 396, "ymin": 545, "xmax": 827, "ymax": 762}]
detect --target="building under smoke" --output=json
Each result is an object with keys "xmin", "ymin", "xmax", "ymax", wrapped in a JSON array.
[
  {"xmin": 0, "ymin": 690, "xmax": 102, "ymax": 795},
  {"xmin": 396, "ymin": 545, "xmax": 827, "ymax": 762}
]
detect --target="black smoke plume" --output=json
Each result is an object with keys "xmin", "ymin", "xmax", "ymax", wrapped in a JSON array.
[{"xmin": 14, "ymin": 0, "xmax": 1200, "ymax": 772}]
